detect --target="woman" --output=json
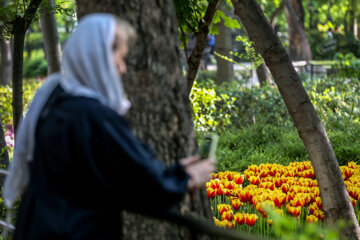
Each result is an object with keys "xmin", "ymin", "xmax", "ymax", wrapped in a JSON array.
[{"xmin": 4, "ymin": 14, "xmax": 215, "ymax": 239}]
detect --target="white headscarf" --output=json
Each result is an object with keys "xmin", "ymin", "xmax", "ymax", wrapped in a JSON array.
[{"xmin": 3, "ymin": 13, "xmax": 131, "ymax": 209}]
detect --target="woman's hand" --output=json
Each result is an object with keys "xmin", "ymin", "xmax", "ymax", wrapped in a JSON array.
[{"xmin": 180, "ymin": 156, "xmax": 216, "ymax": 191}]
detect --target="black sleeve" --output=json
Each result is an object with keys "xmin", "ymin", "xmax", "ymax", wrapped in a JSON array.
[{"xmin": 85, "ymin": 109, "xmax": 190, "ymax": 211}]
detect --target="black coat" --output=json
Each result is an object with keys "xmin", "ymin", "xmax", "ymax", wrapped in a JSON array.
[{"xmin": 15, "ymin": 86, "xmax": 190, "ymax": 240}]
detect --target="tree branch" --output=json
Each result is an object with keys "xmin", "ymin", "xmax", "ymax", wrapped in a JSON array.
[
  {"xmin": 186, "ymin": 0, "xmax": 219, "ymax": 94},
  {"xmin": 24, "ymin": 0, "xmax": 43, "ymax": 30},
  {"xmin": 270, "ymin": 1, "xmax": 284, "ymax": 27}
]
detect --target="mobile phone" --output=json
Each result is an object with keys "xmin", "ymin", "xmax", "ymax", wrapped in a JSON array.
[{"xmin": 199, "ymin": 134, "xmax": 219, "ymax": 160}]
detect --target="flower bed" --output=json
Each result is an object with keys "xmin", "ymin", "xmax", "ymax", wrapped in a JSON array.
[{"xmin": 206, "ymin": 161, "xmax": 360, "ymax": 236}]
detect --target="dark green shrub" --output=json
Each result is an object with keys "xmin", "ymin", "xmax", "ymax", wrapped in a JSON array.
[{"xmin": 23, "ymin": 57, "xmax": 48, "ymax": 79}]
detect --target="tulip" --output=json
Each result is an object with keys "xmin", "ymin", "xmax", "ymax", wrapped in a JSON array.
[
  {"xmin": 267, "ymin": 219, "xmax": 273, "ymax": 226},
  {"xmin": 234, "ymin": 212, "xmax": 246, "ymax": 225},
  {"xmin": 348, "ymin": 161, "xmax": 357, "ymax": 169},
  {"xmin": 245, "ymin": 214, "xmax": 258, "ymax": 226},
  {"xmin": 224, "ymin": 171, "xmax": 234, "ymax": 181},
  {"xmin": 224, "ymin": 181, "xmax": 236, "ymax": 190},
  {"xmin": 223, "ymin": 188, "xmax": 232, "ymax": 197},
  {"xmin": 233, "ymin": 173, "xmax": 244, "ymax": 185},
  {"xmin": 248, "ymin": 165, "xmax": 260, "ymax": 173},
  {"xmin": 309, "ymin": 202, "xmax": 319, "ymax": 215},
  {"xmin": 248, "ymin": 176, "xmax": 260, "ymax": 185},
  {"xmin": 286, "ymin": 204, "xmax": 302, "ymax": 218},
  {"xmin": 222, "ymin": 210, "xmax": 234, "ymax": 221},
  {"xmin": 306, "ymin": 215, "xmax": 319, "ymax": 223},
  {"xmin": 218, "ymin": 204, "xmax": 231, "ymax": 215},
  {"xmin": 273, "ymin": 177, "xmax": 282, "ymax": 188},
  {"xmin": 351, "ymin": 197, "xmax": 357, "ymax": 207},
  {"xmin": 313, "ymin": 209, "xmax": 325, "ymax": 221},
  {"xmin": 222, "ymin": 220, "xmax": 236, "ymax": 228},
  {"xmin": 216, "ymin": 186, "xmax": 223, "ymax": 196},
  {"xmin": 214, "ymin": 218, "xmax": 222, "ymax": 227},
  {"xmin": 210, "ymin": 179, "xmax": 220, "ymax": 189},
  {"xmin": 207, "ymin": 187, "xmax": 216, "ymax": 198},
  {"xmin": 259, "ymin": 169, "xmax": 269, "ymax": 178},
  {"xmin": 273, "ymin": 193, "xmax": 286, "ymax": 207},
  {"xmin": 290, "ymin": 197, "xmax": 305, "ymax": 207},
  {"xmin": 281, "ymin": 184, "xmax": 289, "ymax": 193},
  {"xmin": 240, "ymin": 189, "xmax": 252, "ymax": 202},
  {"xmin": 231, "ymin": 198, "xmax": 243, "ymax": 211},
  {"xmin": 259, "ymin": 181, "xmax": 275, "ymax": 190},
  {"xmin": 316, "ymin": 197, "xmax": 322, "ymax": 209}
]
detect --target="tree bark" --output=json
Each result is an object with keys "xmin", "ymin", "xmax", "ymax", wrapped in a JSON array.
[
  {"xmin": 284, "ymin": 0, "xmax": 312, "ymax": 61},
  {"xmin": 12, "ymin": 0, "xmax": 43, "ymax": 132},
  {"xmin": 186, "ymin": 0, "xmax": 219, "ymax": 94},
  {"xmin": 40, "ymin": 0, "xmax": 62, "ymax": 74},
  {"xmin": 76, "ymin": 1, "xmax": 212, "ymax": 239},
  {"xmin": 12, "ymin": 17, "xmax": 26, "ymax": 132},
  {"xmin": 0, "ymin": 33, "xmax": 12, "ymax": 86},
  {"xmin": 0, "ymin": 0, "xmax": 12, "ymax": 86},
  {"xmin": 215, "ymin": 7, "xmax": 233, "ymax": 85},
  {"xmin": 231, "ymin": 0, "xmax": 360, "ymax": 239},
  {"xmin": 256, "ymin": 63, "xmax": 268, "ymax": 86}
]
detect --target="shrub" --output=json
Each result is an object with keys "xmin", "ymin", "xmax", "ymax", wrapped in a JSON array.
[
  {"xmin": 23, "ymin": 57, "xmax": 48, "ymax": 79},
  {"xmin": 0, "ymin": 80, "xmax": 42, "ymax": 127}
]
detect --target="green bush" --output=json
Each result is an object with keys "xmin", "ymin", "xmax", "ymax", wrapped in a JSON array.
[
  {"xmin": 192, "ymin": 72, "xmax": 360, "ymax": 169},
  {"xmin": 0, "ymin": 80, "xmax": 42, "ymax": 126},
  {"xmin": 23, "ymin": 57, "xmax": 48, "ymax": 79}
]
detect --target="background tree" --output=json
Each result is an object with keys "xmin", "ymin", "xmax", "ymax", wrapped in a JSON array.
[
  {"xmin": 284, "ymin": 0, "xmax": 312, "ymax": 60},
  {"xmin": 9, "ymin": 0, "xmax": 43, "ymax": 131},
  {"xmin": 231, "ymin": 0, "xmax": 360, "ymax": 239},
  {"xmin": 0, "ymin": 0, "xmax": 12, "ymax": 86},
  {"xmin": 214, "ymin": 4, "xmax": 233, "ymax": 85},
  {"xmin": 40, "ymin": 0, "xmax": 62, "ymax": 74},
  {"xmin": 179, "ymin": 0, "xmax": 220, "ymax": 94},
  {"xmin": 75, "ymin": 0, "xmax": 213, "ymax": 239}
]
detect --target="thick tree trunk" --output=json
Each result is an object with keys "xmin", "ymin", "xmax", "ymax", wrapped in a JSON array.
[
  {"xmin": 231, "ymin": 0, "xmax": 360, "ymax": 239},
  {"xmin": 186, "ymin": 0, "xmax": 219, "ymax": 94},
  {"xmin": 0, "ymin": 34, "xmax": 12, "ymax": 86},
  {"xmin": 40, "ymin": 0, "xmax": 62, "ymax": 74},
  {"xmin": 12, "ymin": 17, "xmax": 26, "ymax": 131},
  {"xmin": 284, "ymin": 0, "xmax": 312, "ymax": 61},
  {"xmin": 76, "ymin": 1, "xmax": 212, "ymax": 239},
  {"xmin": 11, "ymin": 0, "xmax": 43, "ymax": 132},
  {"xmin": 215, "ymin": 9, "xmax": 233, "ymax": 85}
]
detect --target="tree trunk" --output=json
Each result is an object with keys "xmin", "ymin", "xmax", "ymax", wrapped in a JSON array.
[
  {"xmin": 11, "ymin": 0, "xmax": 43, "ymax": 132},
  {"xmin": 76, "ymin": 1, "xmax": 212, "ymax": 239},
  {"xmin": 231, "ymin": 0, "xmax": 360, "ymax": 239},
  {"xmin": 0, "ymin": 33, "xmax": 12, "ymax": 86},
  {"xmin": 40, "ymin": 0, "xmax": 62, "ymax": 74},
  {"xmin": 256, "ymin": 63, "xmax": 268, "ymax": 86},
  {"xmin": 186, "ymin": 0, "xmax": 219, "ymax": 94},
  {"xmin": 12, "ymin": 17, "xmax": 26, "ymax": 131},
  {"xmin": 0, "ymin": 0, "xmax": 12, "ymax": 86},
  {"xmin": 284, "ymin": 0, "xmax": 312, "ymax": 61},
  {"xmin": 215, "ymin": 8, "xmax": 233, "ymax": 85}
]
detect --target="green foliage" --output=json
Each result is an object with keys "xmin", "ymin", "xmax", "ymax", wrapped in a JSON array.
[
  {"xmin": 269, "ymin": 209, "xmax": 342, "ymax": 240},
  {"xmin": 193, "ymin": 71, "xmax": 360, "ymax": 169},
  {"xmin": 23, "ymin": 57, "xmax": 48, "ymax": 79},
  {"xmin": 333, "ymin": 53, "xmax": 360, "ymax": 80},
  {"xmin": 211, "ymin": 9, "xmax": 241, "ymax": 34},
  {"xmin": 0, "ymin": 80, "xmax": 42, "ymax": 126}
]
